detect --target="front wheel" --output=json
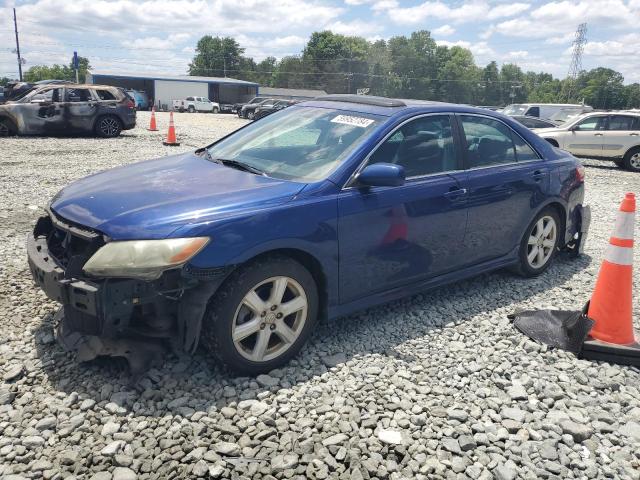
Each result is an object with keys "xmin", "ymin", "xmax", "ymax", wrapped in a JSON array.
[
  {"xmin": 0, "ymin": 118, "xmax": 16, "ymax": 136},
  {"xmin": 188, "ymin": 105, "xmax": 195, "ymax": 113},
  {"xmin": 622, "ymin": 147, "xmax": 640, "ymax": 172},
  {"xmin": 95, "ymin": 116, "xmax": 122, "ymax": 138},
  {"xmin": 212, "ymin": 107, "xmax": 219, "ymax": 114},
  {"xmin": 247, "ymin": 111, "xmax": 255, "ymax": 120},
  {"xmin": 201, "ymin": 256, "xmax": 318, "ymax": 374},
  {"xmin": 514, "ymin": 208, "xmax": 561, "ymax": 277}
]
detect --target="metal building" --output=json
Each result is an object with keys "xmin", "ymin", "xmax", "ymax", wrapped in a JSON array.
[{"xmin": 86, "ymin": 71, "xmax": 259, "ymax": 110}]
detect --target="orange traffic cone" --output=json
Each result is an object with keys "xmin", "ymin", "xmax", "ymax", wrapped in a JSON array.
[
  {"xmin": 162, "ymin": 111, "xmax": 180, "ymax": 146},
  {"xmin": 148, "ymin": 106, "xmax": 158, "ymax": 131},
  {"xmin": 582, "ymin": 192, "xmax": 639, "ymax": 366}
]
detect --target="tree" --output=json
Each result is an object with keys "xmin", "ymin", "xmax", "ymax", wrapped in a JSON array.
[
  {"xmin": 480, "ymin": 61, "xmax": 501, "ymax": 105},
  {"xmin": 189, "ymin": 36, "xmax": 245, "ymax": 78},
  {"xmin": 1, "ymin": 77, "xmax": 12, "ymax": 87},
  {"xmin": 23, "ymin": 56, "xmax": 91, "ymax": 83},
  {"xmin": 576, "ymin": 68, "xmax": 626, "ymax": 109}
]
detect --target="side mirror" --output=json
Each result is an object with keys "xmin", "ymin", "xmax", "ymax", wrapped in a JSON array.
[{"xmin": 356, "ymin": 163, "xmax": 405, "ymax": 188}]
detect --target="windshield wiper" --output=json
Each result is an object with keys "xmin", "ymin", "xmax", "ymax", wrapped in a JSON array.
[
  {"xmin": 217, "ymin": 158, "xmax": 267, "ymax": 176},
  {"xmin": 198, "ymin": 148, "xmax": 221, "ymax": 164}
]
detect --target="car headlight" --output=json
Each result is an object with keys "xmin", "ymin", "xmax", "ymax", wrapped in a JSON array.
[{"xmin": 83, "ymin": 237, "xmax": 209, "ymax": 280}]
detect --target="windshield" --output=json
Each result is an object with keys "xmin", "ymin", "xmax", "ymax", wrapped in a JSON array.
[
  {"xmin": 206, "ymin": 106, "xmax": 383, "ymax": 181},
  {"xmin": 549, "ymin": 109, "xmax": 582, "ymax": 123},
  {"xmin": 502, "ymin": 104, "xmax": 528, "ymax": 116}
]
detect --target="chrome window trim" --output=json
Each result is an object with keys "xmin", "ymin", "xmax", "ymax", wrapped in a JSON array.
[{"xmin": 342, "ymin": 112, "xmax": 459, "ymax": 190}]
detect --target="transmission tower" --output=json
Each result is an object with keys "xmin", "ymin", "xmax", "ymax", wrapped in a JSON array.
[{"xmin": 564, "ymin": 23, "xmax": 587, "ymax": 102}]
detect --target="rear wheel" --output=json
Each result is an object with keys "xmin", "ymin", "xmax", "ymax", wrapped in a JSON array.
[
  {"xmin": 201, "ymin": 255, "xmax": 318, "ymax": 374},
  {"xmin": 514, "ymin": 208, "xmax": 561, "ymax": 277},
  {"xmin": 622, "ymin": 147, "xmax": 640, "ymax": 172},
  {"xmin": 95, "ymin": 116, "xmax": 122, "ymax": 138}
]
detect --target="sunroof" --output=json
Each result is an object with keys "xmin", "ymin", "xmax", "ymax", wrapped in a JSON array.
[{"xmin": 315, "ymin": 94, "xmax": 406, "ymax": 108}]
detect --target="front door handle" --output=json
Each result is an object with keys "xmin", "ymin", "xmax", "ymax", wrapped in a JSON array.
[
  {"xmin": 630, "ymin": 133, "xmax": 639, "ymax": 136},
  {"xmin": 444, "ymin": 187, "xmax": 467, "ymax": 200},
  {"xmin": 594, "ymin": 133, "xmax": 604, "ymax": 136}
]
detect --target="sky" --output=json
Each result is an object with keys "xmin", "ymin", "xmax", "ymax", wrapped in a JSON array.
[{"xmin": 1, "ymin": 0, "xmax": 639, "ymax": 84}]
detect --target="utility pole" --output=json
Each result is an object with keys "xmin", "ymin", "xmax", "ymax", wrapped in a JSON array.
[
  {"xmin": 564, "ymin": 23, "xmax": 587, "ymax": 102},
  {"xmin": 13, "ymin": 8, "xmax": 23, "ymax": 81}
]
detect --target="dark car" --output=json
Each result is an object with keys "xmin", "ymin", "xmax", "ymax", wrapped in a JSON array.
[
  {"xmin": 235, "ymin": 96, "xmax": 265, "ymax": 118},
  {"xmin": 254, "ymin": 99, "xmax": 297, "ymax": 120},
  {"xmin": 0, "ymin": 84, "xmax": 136, "ymax": 137},
  {"xmin": 27, "ymin": 95, "xmax": 589, "ymax": 374},
  {"xmin": 511, "ymin": 115, "xmax": 559, "ymax": 129},
  {"xmin": 240, "ymin": 98, "xmax": 276, "ymax": 120}
]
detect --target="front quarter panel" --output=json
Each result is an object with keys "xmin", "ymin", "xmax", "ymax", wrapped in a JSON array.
[{"xmin": 174, "ymin": 184, "xmax": 340, "ymax": 306}]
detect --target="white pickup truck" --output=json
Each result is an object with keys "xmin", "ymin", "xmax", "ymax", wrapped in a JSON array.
[{"xmin": 173, "ymin": 96, "xmax": 220, "ymax": 113}]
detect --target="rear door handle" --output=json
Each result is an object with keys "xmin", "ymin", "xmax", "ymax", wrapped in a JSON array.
[
  {"xmin": 630, "ymin": 133, "xmax": 639, "ymax": 136},
  {"xmin": 594, "ymin": 133, "xmax": 604, "ymax": 136},
  {"xmin": 532, "ymin": 170, "xmax": 548, "ymax": 181}
]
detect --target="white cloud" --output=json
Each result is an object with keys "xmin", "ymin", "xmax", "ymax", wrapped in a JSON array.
[
  {"xmin": 386, "ymin": 1, "xmax": 530, "ymax": 25},
  {"xmin": 433, "ymin": 24, "xmax": 455, "ymax": 36},
  {"xmin": 506, "ymin": 50, "xmax": 529, "ymax": 59},
  {"xmin": 324, "ymin": 20, "xmax": 383, "ymax": 36}
]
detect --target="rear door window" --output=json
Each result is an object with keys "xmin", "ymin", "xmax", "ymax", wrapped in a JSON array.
[
  {"xmin": 66, "ymin": 88, "xmax": 91, "ymax": 102},
  {"xmin": 96, "ymin": 89, "xmax": 116, "ymax": 101},
  {"xmin": 607, "ymin": 115, "xmax": 635, "ymax": 131},
  {"xmin": 460, "ymin": 116, "xmax": 516, "ymax": 168}
]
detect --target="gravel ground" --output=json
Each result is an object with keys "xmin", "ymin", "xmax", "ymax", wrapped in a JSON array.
[{"xmin": 1, "ymin": 111, "xmax": 639, "ymax": 480}]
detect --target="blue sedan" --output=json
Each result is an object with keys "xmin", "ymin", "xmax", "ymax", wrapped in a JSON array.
[{"xmin": 27, "ymin": 95, "xmax": 589, "ymax": 374}]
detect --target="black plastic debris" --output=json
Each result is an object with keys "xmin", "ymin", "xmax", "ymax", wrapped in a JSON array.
[{"xmin": 508, "ymin": 308, "xmax": 594, "ymax": 355}]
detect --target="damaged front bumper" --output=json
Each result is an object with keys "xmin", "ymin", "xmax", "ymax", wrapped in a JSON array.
[{"xmin": 27, "ymin": 214, "xmax": 227, "ymax": 371}]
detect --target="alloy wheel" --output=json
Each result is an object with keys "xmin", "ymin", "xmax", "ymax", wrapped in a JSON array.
[
  {"xmin": 232, "ymin": 276, "xmax": 308, "ymax": 362},
  {"xmin": 630, "ymin": 153, "xmax": 640, "ymax": 171},
  {"xmin": 526, "ymin": 215, "xmax": 557, "ymax": 269},
  {"xmin": 100, "ymin": 117, "xmax": 120, "ymax": 137}
]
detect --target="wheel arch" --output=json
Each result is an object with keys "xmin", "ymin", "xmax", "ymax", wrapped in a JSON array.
[
  {"xmin": 544, "ymin": 137, "xmax": 559, "ymax": 148},
  {"xmin": 93, "ymin": 113, "xmax": 123, "ymax": 131},
  {"xmin": 0, "ymin": 114, "xmax": 18, "ymax": 134},
  {"xmin": 623, "ymin": 144, "xmax": 640, "ymax": 160},
  {"xmin": 223, "ymin": 247, "xmax": 329, "ymax": 320},
  {"xmin": 518, "ymin": 199, "xmax": 568, "ymax": 248}
]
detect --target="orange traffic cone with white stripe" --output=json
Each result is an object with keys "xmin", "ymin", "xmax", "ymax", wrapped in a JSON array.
[
  {"xmin": 148, "ymin": 106, "xmax": 158, "ymax": 131},
  {"xmin": 582, "ymin": 192, "xmax": 639, "ymax": 366},
  {"xmin": 162, "ymin": 111, "xmax": 180, "ymax": 146}
]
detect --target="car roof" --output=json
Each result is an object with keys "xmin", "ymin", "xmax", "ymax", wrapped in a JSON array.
[{"xmin": 300, "ymin": 94, "xmax": 500, "ymax": 117}]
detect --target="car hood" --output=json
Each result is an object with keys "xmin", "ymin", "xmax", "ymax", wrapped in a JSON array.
[{"xmin": 50, "ymin": 152, "xmax": 306, "ymax": 240}]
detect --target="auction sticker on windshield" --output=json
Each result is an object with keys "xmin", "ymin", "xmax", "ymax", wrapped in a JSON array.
[{"xmin": 331, "ymin": 115, "xmax": 375, "ymax": 128}]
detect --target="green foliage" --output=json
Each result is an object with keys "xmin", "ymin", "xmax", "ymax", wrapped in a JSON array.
[
  {"xmin": 187, "ymin": 32, "xmax": 640, "ymax": 108},
  {"xmin": 0, "ymin": 77, "xmax": 12, "ymax": 87},
  {"xmin": 189, "ymin": 36, "xmax": 245, "ymax": 77},
  {"xmin": 23, "ymin": 56, "xmax": 90, "ymax": 83}
]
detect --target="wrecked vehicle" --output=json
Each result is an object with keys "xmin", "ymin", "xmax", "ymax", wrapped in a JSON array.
[
  {"xmin": 0, "ymin": 84, "xmax": 135, "ymax": 137},
  {"xmin": 27, "ymin": 95, "xmax": 589, "ymax": 374}
]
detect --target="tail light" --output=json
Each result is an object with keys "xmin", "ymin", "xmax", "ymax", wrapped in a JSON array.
[
  {"xmin": 576, "ymin": 165, "xmax": 585, "ymax": 182},
  {"xmin": 126, "ymin": 99, "xmax": 135, "ymax": 109}
]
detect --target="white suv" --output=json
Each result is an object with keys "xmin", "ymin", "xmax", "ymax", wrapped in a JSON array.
[{"xmin": 537, "ymin": 112, "xmax": 640, "ymax": 171}]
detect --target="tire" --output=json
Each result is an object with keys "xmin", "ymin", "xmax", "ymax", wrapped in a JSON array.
[
  {"xmin": 0, "ymin": 118, "xmax": 16, "ymax": 136},
  {"xmin": 514, "ymin": 207, "xmax": 561, "ymax": 277},
  {"xmin": 247, "ymin": 111, "xmax": 255, "ymax": 120},
  {"xmin": 95, "ymin": 115, "xmax": 122, "ymax": 138},
  {"xmin": 622, "ymin": 147, "xmax": 640, "ymax": 172},
  {"xmin": 213, "ymin": 107, "xmax": 219, "ymax": 114},
  {"xmin": 188, "ymin": 105, "xmax": 195, "ymax": 113},
  {"xmin": 201, "ymin": 255, "xmax": 319, "ymax": 374}
]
